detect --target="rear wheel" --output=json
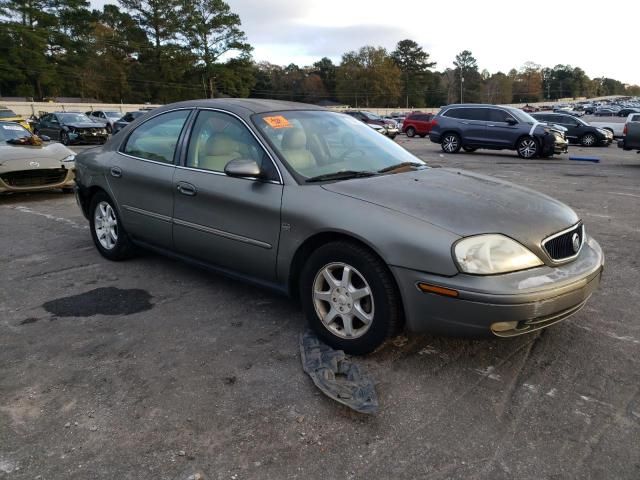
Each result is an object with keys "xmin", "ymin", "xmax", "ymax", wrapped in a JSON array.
[
  {"xmin": 516, "ymin": 137, "xmax": 539, "ymax": 158},
  {"xmin": 60, "ymin": 131, "xmax": 70, "ymax": 146},
  {"xmin": 406, "ymin": 126, "xmax": 416, "ymax": 137},
  {"xmin": 441, "ymin": 133, "xmax": 461, "ymax": 153},
  {"xmin": 580, "ymin": 133, "xmax": 597, "ymax": 147},
  {"xmin": 89, "ymin": 192, "xmax": 135, "ymax": 260},
  {"xmin": 300, "ymin": 241, "xmax": 402, "ymax": 355}
]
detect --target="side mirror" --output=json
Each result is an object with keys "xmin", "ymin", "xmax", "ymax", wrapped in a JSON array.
[
  {"xmin": 505, "ymin": 118, "xmax": 517, "ymax": 125},
  {"xmin": 39, "ymin": 135, "xmax": 51, "ymax": 142},
  {"xmin": 224, "ymin": 158, "xmax": 262, "ymax": 179}
]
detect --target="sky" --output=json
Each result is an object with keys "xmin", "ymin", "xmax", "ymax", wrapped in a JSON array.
[{"xmin": 89, "ymin": 0, "xmax": 640, "ymax": 85}]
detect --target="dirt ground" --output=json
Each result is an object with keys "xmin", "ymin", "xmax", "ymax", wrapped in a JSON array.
[{"xmin": 1, "ymin": 140, "xmax": 639, "ymax": 479}]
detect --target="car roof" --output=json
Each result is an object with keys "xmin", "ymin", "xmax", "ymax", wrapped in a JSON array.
[{"xmin": 151, "ymin": 99, "xmax": 324, "ymax": 118}]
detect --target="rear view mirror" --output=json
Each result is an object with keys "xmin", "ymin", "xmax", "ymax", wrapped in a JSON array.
[
  {"xmin": 505, "ymin": 118, "xmax": 517, "ymax": 125},
  {"xmin": 224, "ymin": 158, "xmax": 262, "ymax": 179}
]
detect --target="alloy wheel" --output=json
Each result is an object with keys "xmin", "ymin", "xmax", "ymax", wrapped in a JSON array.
[
  {"xmin": 582, "ymin": 134, "xmax": 596, "ymax": 146},
  {"xmin": 312, "ymin": 262, "xmax": 374, "ymax": 340},
  {"xmin": 442, "ymin": 135, "xmax": 459, "ymax": 153},
  {"xmin": 518, "ymin": 138, "xmax": 538, "ymax": 158},
  {"xmin": 94, "ymin": 201, "xmax": 118, "ymax": 250}
]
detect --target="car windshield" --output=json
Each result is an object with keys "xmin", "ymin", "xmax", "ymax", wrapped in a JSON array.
[
  {"xmin": 58, "ymin": 113, "xmax": 91, "ymax": 123},
  {"xmin": 254, "ymin": 110, "xmax": 425, "ymax": 181},
  {"xmin": 104, "ymin": 111, "xmax": 121, "ymax": 119},
  {"xmin": 0, "ymin": 109, "xmax": 18, "ymax": 119},
  {"xmin": 0, "ymin": 122, "xmax": 32, "ymax": 141},
  {"xmin": 509, "ymin": 108, "xmax": 536, "ymax": 124},
  {"xmin": 362, "ymin": 111, "xmax": 381, "ymax": 121}
]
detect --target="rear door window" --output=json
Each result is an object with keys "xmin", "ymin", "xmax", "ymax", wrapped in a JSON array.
[{"xmin": 122, "ymin": 110, "xmax": 190, "ymax": 164}]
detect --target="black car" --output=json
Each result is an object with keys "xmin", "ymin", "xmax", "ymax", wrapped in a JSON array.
[
  {"xmin": 112, "ymin": 111, "xmax": 147, "ymax": 134},
  {"xmin": 617, "ymin": 108, "xmax": 640, "ymax": 117},
  {"xmin": 531, "ymin": 113, "xmax": 613, "ymax": 147},
  {"xmin": 429, "ymin": 104, "xmax": 568, "ymax": 158},
  {"xmin": 34, "ymin": 112, "xmax": 109, "ymax": 146}
]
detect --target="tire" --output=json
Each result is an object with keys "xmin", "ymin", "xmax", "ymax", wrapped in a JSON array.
[
  {"xmin": 60, "ymin": 131, "xmax": 70, "ymax": 146},
  {"xmin": 441, "ymin": 133, "xmax": 461, "ymax": 153},
  {"xmin": 406, "ymin": 126, "xmax": 416, "ymax": 137},
  {"xmin": 580, "ymin": 133, "xmax": 597, "ymax": 147},
  {"xmin": 516, "ymin": 136, "xmax": 539, "ymax": 159},
  {"xmin": 300, "ymin": 241, "xmax": 402, "ymax": 355},
  {"xmin": 462, "ymin": 146, "xmax": 476, "ymax": 152},
  {"xmin": 89, "ymin": 191, "xmax": 135, "ymax": 261}
]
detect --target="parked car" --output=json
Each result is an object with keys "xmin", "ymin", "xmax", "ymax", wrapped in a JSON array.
[
  {"xmin": 618, "ymin": 113, "xmax": 640, "ymax": 151},
  {"xmin": 112, "ymin": 110, "xmax": 147, "ymax": 134},
  {"xmin": 74, "ymin": 99, "xmax": 603, "ymax": 354},
  {"xmin": 562, "ymin": 110, "xmax": 585, "ymax": 118},
  {"xmin": 594, "ymin": 107, "xmax": 618, "ymax": 117},
  {"xmin": 0, "ymin": 121, "xmax": 76, "ymax": 193},
  {"xmin": 343, "ymin": 110, "xmax": 399, "ymax": 138},
  {"xmin": 0, "ymin": 106, "xmax": 31, "ymax": 131},
  {"xmin": 582, "ymin": 104, "xmax": 597, "ymax": 115},
  {"xmin": 402, "ymin": 112, "xmax": 436, "ymax": 137},
  {"xmin": 33, "ymin": 112, "xmax": 109, "ymax": 146},
  {"xmin": 521, "ymin": 104, "xmax": 540, "ymax": 113},
  {"xmin": 531, "ymin": 113, "xmax": 613, "ymax": 146},
  {"xmin": 86, "ymin": 110, "xmax": 122, "ymax": 133},
  {"xmin": 429, "ymin": 104, "xmax": 568, "ymax": 158},
  {"xmin": 616, "ymin": 108, "xmax": 640, "ymax": 117}
]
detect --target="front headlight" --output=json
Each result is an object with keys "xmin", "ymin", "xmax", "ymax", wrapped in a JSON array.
[
  {"xmin": 453, "ymin": 234, "xmax": 543, "ymax": 275},
  {"xmin": 62, "ymin": 154, "xmax": 75, "ymax": 162}
]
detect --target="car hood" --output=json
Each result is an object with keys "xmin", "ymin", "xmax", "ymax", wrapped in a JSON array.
[
  {"xmin": 0, "ymin": 142, "xmax": 74, "ymax": 168},
  {"xmin": 322, "ymin": 168, "xmax": 579, "ymax": 247}
]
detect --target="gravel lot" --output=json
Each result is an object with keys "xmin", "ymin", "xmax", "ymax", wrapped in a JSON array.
[{"xmin": 1, "ymin": 140, "xmax": 639, "ymax": 480}]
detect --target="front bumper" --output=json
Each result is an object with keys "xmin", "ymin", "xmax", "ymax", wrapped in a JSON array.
[
  {"xmin": 68, "ymin": 131, "xmax": 108, "ymax": 144},
  {"xmin": 0, "ymin": 167, "xmax": 75, "ymax": 193},
  {"xmin": 392, "ymin": 236, "xmax": 604, "ymax": 337}
]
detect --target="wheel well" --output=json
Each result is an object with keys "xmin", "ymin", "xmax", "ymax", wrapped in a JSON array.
[
  {"xmin": 515, "ymin": 134, "xmax": 538, "ymax": 149},
  {"xmin": 79, "ymin": 185, "xmax": 109, "ymax": 218},
  {"xmin": 439, "ymin": 130, "xmax": 460, "ymax": 141},
  {"xmin": 288, "ymin": 232, "xmax": 398, "ymax": 294}
]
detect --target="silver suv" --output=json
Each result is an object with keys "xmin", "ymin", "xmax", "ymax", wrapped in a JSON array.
[{"xmin": 429, "ymin": 104, "xmax": 568, "ymax": 158}]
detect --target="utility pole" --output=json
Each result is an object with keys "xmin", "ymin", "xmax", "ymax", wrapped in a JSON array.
[{"xmin": 460, "ymin": 72, "xmax": 464, "ymax": 104}]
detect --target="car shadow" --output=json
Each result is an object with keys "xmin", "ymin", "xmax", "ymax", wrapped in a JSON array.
[{"xmin": 0, "ymin": 190, "xmax": 72, "ymax": 205}]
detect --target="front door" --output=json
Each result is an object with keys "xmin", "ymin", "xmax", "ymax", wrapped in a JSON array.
[
  {"xmin": 107, "ymin": 109, "xmax": 192, "ymax": 249},
  {"xmin": 172, "ymin": 109, "xmax": 283, "ymax": 282},
  {"xmin": 484, "ymin": 108, "xmax": 521, "ymax": 147}
]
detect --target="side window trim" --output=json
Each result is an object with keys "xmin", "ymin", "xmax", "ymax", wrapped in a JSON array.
[
  {"xmin": 177, "ymin": 107, "xmax": 283, "ymax": 185},
  {"xmin": 117, "ymin": 108, "xmax": 194, "ymax": 166}
]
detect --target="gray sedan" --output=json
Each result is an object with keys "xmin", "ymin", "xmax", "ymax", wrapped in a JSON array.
[{"xmin": 74, "ymin": 99, "xmax": 604, "ymax": 354}]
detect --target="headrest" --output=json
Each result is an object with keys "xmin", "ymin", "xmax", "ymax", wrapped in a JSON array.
[
  {"xmin": 205, "ymin": 133, "xmax": 238, "ymax": 156},
  {"xmin": 281, "ymin": 129, "xmax": 307, "ymax": 150}
]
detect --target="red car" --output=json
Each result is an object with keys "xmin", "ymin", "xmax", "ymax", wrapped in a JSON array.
[{"xmin": 402, "ymin": 112, "xmax": 436, "ymax": 137}]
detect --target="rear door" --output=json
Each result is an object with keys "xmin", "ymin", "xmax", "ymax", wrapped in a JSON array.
[
  {"xmin": 108, "ymin": 108, "xmax": 192, "ymax": 249},
  {"xmin": 485, "ymin": 108, "xmax": 520, "ymax": 147},
  {"xmin": 172, "ymin": 109, "xmax": 283, "ymax": 282},
  {"xmin": 443, "ymin": 107, "xmax": 487, "ymax": 145}
]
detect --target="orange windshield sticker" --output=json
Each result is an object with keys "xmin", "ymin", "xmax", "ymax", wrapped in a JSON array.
[{"xmin": 263, "ymin": 115, "xmax": 292, "ymax": 129}]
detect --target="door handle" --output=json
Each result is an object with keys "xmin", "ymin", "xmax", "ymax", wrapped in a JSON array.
[
  {"xmin": 176, "ymin": 182, "xmax": 197, "ymax": 196},
  {"xmin": 110, "ymin": 166, "xmax": 122, "ymax": 178}
]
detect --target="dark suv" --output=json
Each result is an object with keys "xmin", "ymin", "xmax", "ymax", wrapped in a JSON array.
[
  {"xmin": 429, "ymin": 104, "xmax": 568, "ymax": 158},
  {"xmin": 530, "ymin": 112, "xmax": 613, "ymax": 147}
]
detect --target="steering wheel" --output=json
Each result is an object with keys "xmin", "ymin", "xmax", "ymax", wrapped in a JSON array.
[{"xmin": 339, "ymin": 148, "xmax": 366, "ymax": 162}]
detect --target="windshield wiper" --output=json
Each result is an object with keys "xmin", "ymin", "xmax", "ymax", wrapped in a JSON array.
[
  {"xmin": 305, "ymin": 170, "xmax": 377, "ymax": 183},
  {"xmin": 377, "ymin": 162, "xmax": 425, "ymax": 174}
]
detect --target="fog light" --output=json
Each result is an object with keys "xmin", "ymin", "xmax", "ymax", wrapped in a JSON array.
[{"xmin": 491, "ymin": 321, "xmax": 518, "ymax": 332}]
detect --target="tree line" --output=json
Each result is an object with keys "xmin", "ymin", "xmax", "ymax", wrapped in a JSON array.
[{"xmin": 1, "ymin": 0, "xmax": 639, "ymax": 106}]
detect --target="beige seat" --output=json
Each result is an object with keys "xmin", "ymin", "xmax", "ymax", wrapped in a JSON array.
[
  {"xmin": 281, "ymin": 129, "xmax": 316, "ymax": 170},
  {"xmin": 198, "ymin": 133, "xmax": 241, "ymax": 171}
]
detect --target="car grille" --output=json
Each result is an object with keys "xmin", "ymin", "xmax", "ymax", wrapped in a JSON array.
[
  {"xmin": 542, "ymin": 224, "xmax": 584, "ymax": 261},
  {"xmin": 1, "ymin": 168, "xmax": 67, "ymax": 187}
]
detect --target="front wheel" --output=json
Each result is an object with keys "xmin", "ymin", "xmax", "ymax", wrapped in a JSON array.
[
  {"xmin": 581, "ymin": 133, "xmax": 597, "ymax": 147},
  {"xmin": 89, "ymin": 192, "xmax": 135, "ymax": 260},
  {"xmin": 516, "ymin": 137, "xmax": 539, "ymax": 158},
  {"xmin": 60, "ymin": 131, "xmax": 70, "ymax": 146},
  {"xmin": 300, "ymin": 242, "xmax": 402, "ymax": 355},
  {"xmin": 441, "ymin": 133, "xmax": 461, "ymax": 153}
]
